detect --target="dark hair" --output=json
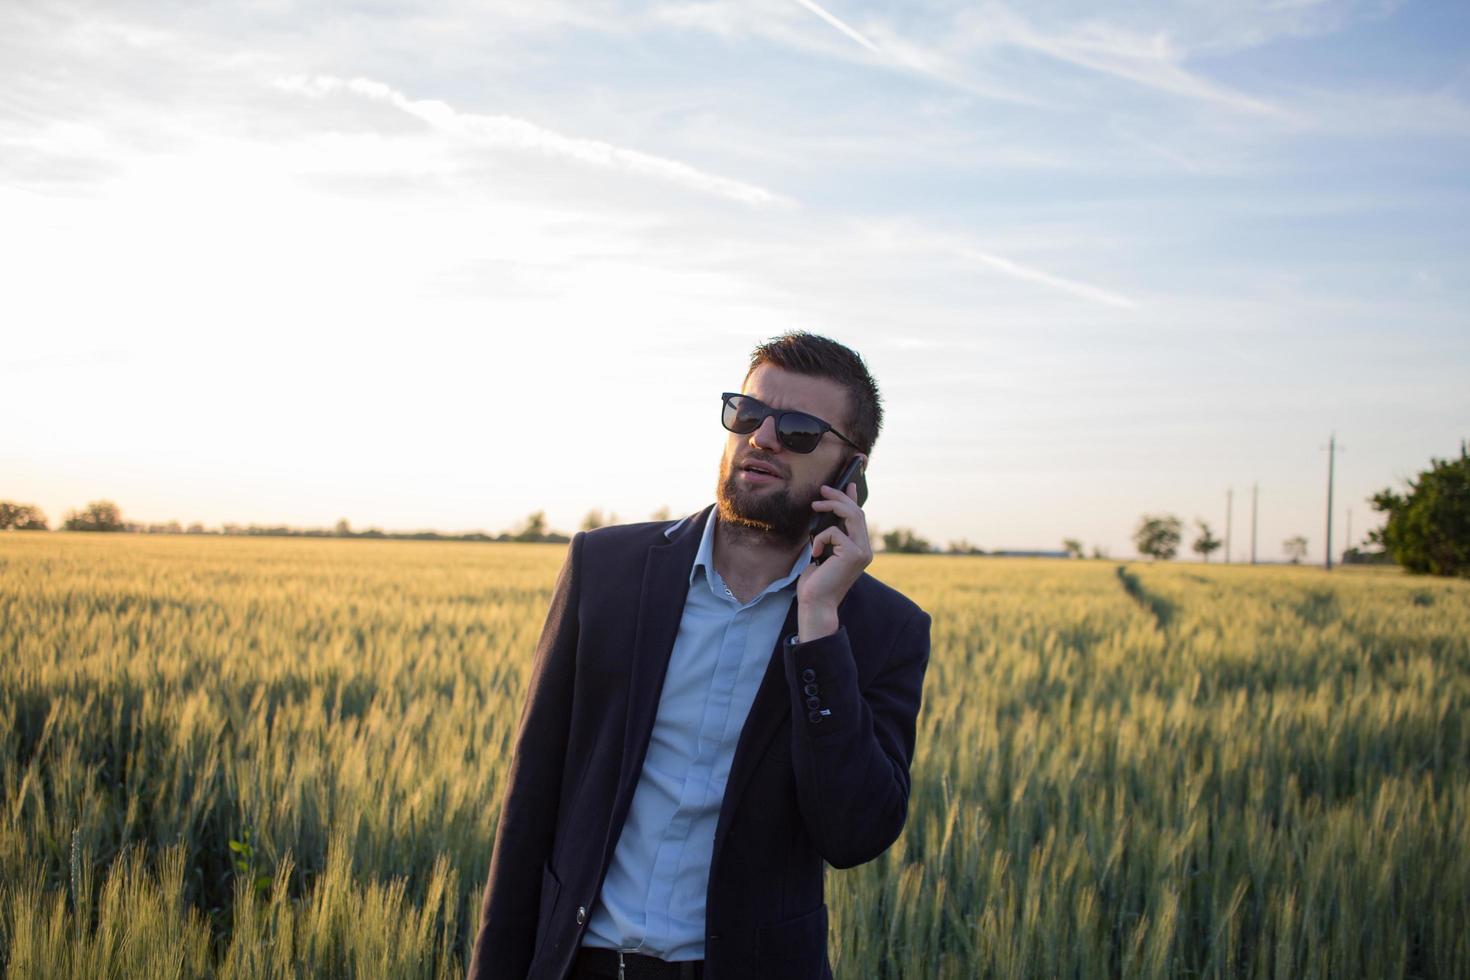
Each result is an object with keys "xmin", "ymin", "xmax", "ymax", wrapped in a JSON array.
[{"xmin": 746, "ymin": 332, "xmax": 883, "ymax": 455}]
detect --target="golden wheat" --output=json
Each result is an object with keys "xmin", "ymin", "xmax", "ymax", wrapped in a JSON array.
[{"xmin": 2, "ymin": 534, "xmax": 1467, "ymax": 978}]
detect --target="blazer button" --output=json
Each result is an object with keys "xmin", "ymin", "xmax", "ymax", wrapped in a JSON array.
[
  {"xmin": 801, "ymin": 668, "xmax": 816, "ymax": 683},
  {"xmin": 576, "ymin": 906, "xmax": 587, "ymax": 925}
]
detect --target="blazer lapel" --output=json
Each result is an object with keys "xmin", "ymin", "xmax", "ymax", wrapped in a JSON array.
[{"xmin": 614, "ymin": 507, "xmax": 709, "ymax": 807}]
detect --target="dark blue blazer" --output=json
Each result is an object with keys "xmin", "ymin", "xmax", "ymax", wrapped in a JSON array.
[{"xmin": 467, "ymin": 506, "xmax": 931, "ymax": 980}]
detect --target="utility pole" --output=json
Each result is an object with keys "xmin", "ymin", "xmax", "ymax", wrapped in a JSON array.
[
  {"xmin": 1323, "ymin": 434, "xmax": 1343, "ymax": 571},
  {"xmin": 1346, "ymin": 508, "xmax": 1353, "ymax": 558},
  {"xmin": 1225, "ymin": 488, "xmax": 1233, "ymax": 564},
  {"xmin": 1250, "ymin": 483, "xmax": 1259, "ymax": 565}
]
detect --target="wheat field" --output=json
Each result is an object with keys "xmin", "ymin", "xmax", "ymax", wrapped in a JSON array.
[{"xmin": 2, "ymin": 533, "xmax": 1467, "ymax": 978}]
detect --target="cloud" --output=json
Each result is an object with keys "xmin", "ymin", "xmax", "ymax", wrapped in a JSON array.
[
  {"xmin": 651, "ymin": 0, "xmax": 1043, "ymax": 106},
  {"xmin": 654, "ymin": 1, "xmax": 1287, "ymax": 116},
  {"xmin": 275, "ymin": 74, "xmax": 796, "ymax": 208},
  {"xmin": 1294, "ymin": 86, "xmax": 1470, "ymax": 136},
  {"xmin": 954, "ymin": 4, "xmax": 1283, "ymax": 116}
]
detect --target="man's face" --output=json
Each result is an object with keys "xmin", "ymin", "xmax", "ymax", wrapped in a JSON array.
[{"xmin": 716, "ymin": 363, "xmax": 855, "ymax": 545}]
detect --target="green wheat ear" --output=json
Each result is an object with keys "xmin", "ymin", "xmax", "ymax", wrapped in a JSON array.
[
  {"xmin": 70, "ymin": 826, "xmax": 80, "ymax": 922},
  {"xmin": 69, "ymin": 825, "xmax": 93, "ymax": 946}
]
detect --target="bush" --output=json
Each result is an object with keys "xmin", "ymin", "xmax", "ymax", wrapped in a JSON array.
[
  {"xmin": 1370, "ymin": 442, "xmax": 1470, "ymax": 577},
  {"xmin": 1133, "ymin": 514, "xmax": 1182, "ymax": 561},
  {"xmin": 0, "ymin": 501, "xmax": 48, "ymax": 530},
  {"xmin": 62, "ymin": 500, "xmax": 125, "ymax": 532},
  {"xmin": 881, "ymin": 528, "xmax": 932, "ymax": 554}
]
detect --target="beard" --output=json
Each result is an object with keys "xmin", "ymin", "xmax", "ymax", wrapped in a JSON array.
[{"xmin": 715, "ymin": 453, "xmax": 814, "ymax": 547}]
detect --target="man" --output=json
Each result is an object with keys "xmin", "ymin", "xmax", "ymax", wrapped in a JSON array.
[{"xmin": 468, "ymin": 333, "xmax": 931, "ymax": 980}]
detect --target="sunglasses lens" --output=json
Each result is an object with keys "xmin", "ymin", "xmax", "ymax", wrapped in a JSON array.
[
  {"xmin": 721, "ymin": 394, "xmax": 829, "ymax": 453},
  {"xmin": 777, "ymin": 414, "xmax": 825, "ymax": 453},
  {"xmin": 723, "ymin": 395, "xmax": 764, "ymax": 434}
]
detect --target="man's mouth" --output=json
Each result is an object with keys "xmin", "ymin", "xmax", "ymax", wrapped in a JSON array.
[{"xmin": 738, "ymin": 458, "xmax": 785, "ymax": 481}]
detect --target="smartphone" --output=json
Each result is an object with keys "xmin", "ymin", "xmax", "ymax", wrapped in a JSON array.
[{"xmin": 808, "ymin": 454, "xmax": 868, "ymax": 563}]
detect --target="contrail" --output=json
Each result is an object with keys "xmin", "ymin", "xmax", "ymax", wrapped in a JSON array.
[
  {"xmin": 792, "ymin": 0, "xmax": 880, "ymax": 54},
  {"xmin": 958, "ymin": 248, "xmax": 1137, "ymax": 310}
]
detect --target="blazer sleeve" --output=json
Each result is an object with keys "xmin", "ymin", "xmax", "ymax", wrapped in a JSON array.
[
  {"xmin": 780, "ymin": 608, "xmax": 931, "ymax": 869},
  {"xmin": 467, "ymin": 532, "xmax": 584, "ymax": 980}
]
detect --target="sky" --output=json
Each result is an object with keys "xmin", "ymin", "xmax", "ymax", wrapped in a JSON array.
[{"xmin": 3, "ymin": 0, "xmax": 1468, "ymax": 561}]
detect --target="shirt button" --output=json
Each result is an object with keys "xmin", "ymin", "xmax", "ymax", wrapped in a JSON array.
[
  {"xmin": 576, "ymin": 906, "xmax": 587, "ymax": 925},
  {"xmin": 801, "ymin": 668, "xmax": 816, "ymax": 683}
]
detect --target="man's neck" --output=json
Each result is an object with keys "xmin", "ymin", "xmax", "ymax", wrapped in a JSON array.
[{"xmin": 712, "ymin": 513, "xmax": 805, "ymax": 605}]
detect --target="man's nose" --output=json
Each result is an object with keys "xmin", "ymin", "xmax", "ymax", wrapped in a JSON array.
[{"xmin": 751, "ymin": 416, "xmax": 783, "ymax": 451}]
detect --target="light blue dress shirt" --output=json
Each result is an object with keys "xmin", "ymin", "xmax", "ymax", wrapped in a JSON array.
[{"xmin": 584, "ymin": 511, "xmax": 810, "ymax": 960}]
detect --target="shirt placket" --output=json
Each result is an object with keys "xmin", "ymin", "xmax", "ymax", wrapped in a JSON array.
[{"xmin": 643, "ymin": 589, "xmax": 753, "ymax": 946}]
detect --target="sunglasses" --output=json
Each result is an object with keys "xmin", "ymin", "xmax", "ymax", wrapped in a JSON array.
[{"xmin": 720, "ymin": 392, "xmax": 860, "ymax": 454}]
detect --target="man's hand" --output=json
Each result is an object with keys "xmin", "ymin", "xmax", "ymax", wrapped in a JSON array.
[{"xmin": 796, "ymin": 482, "xmax": 873, "ymax": 641}]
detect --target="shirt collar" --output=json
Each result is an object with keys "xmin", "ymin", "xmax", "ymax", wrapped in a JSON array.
[{"xmin": 690, "ymin": 507, "xmax": 811, "ymax": 600}]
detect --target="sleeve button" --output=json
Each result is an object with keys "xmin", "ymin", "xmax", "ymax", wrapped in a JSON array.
[
  {"xmin": 576, "ymin": 906, "xmax": 587, "ymax": 925},
  {"xmin": 803, "ymin": 683, "xmax": 819, "ymax": 696},
  {"xmin": 806, "ymin": 696, "xmax": 820, "ymax": 710},
  {"xmin": 808, "ymin": 710, "xmax": 823, "ymax": 724},
  {"xmin": 801, "ymin": 668, "xmax": 816, "ymax": 683}
]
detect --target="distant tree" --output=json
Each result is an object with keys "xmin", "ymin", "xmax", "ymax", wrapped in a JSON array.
[
  {"xmin": 881, "ymin": 528, "xmax": 932, "ymax": 554},
  {"xmin": 1062, "ymin": 538, "xmax": 1084, "ymax": 560},
  {"xmin": 947, "ymin": 539, "xmax": 984, "ymax": 555},
  {"xmin": 1133, "ymin": 514, "xmax": 1182, "ymax": 561},
  {"xmin": 186, "ymin": 522, "xmax": 207, "ymax": 534},
  {"xmin": 0, "ymin": 501, "xmax": 48, "ymax": 530},
  {"xmin": 1192, "ymin": 520, "xmax": 1222, "ymax": 563},
  {"xmin": 334, "ymin": 518, "xmax": 352, "ymax": 537},
  {"xmin": 1369, "ymin": 442, "xmax": 1470, "ymax": 577},
  {"xmin": 650, "ymin": 505, "xmax": 672, "ymax": 522},
  {"xmin": 1283, "ymin": 535, "xmax": 1308, "ymax": 564},
  {"xmin": 581, "ymin": 509, "xmax": 608, "ymax": 532},
  {"xmin": 63, "ymin": 500, "xmax": 124, "ymax": 532},
  {"xmin": 1090, "ymin": 545, "xmax": 1111, "ymax": 560},
  {"xmin": 514, "ymin": 511, "xmax": 549, "ymax": 542}
]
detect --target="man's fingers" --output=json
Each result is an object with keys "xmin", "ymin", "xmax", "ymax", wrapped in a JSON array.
[
  {"xmin": 813, "ymin": 486, "xmax": 870, "ymax": 551},
  {"xmin": 810, "ymin": 524, "xmax": 872, "ymax": 565},
  {"xmin": 811, "ymin": 488, "xmax": 861, "ymax": 516},
  {"xmin": 811, "ymin": 527, "xmax": 852, "ymax": 559},
  {"xmin": 818, "ymin": 483, "xmax": 859, "ymax": 504}
]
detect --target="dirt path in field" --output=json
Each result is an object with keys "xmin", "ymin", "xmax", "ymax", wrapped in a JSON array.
[{"xmin": 1115, "ymin": 564, "xmax": 1175, "ymax": 630}]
